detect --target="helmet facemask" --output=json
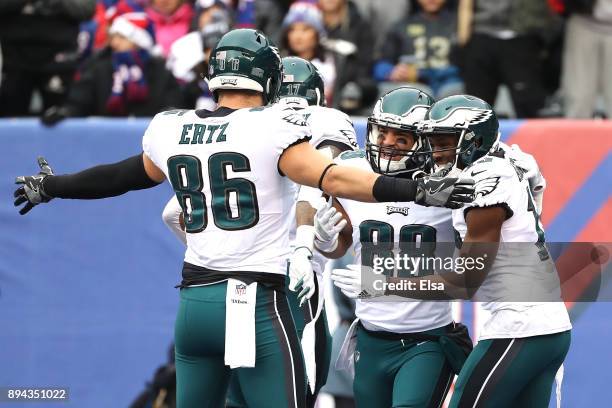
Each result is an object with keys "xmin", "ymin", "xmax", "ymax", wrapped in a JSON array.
[
  {"xmin": 365, "ymin": 87, "xmax": 435, "ymax": 177},
  {"xmin": 366, "ymin": 119, "xmax": 431, "ymax": 177}
]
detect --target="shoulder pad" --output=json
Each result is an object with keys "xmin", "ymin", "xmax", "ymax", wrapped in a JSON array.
[
  {"xmin": 281, "ymin": 111, "xmax": 308, "ymax": 127},
  {"xmin": 267, "ymin": 104, "xmax": 308, "ymax": 127},
  {"xmin": 160, "ymin": 109, "xmax": 191, "ymax": 117},
  {"xmin": 465, "ymin": 157, "xmax": 516, "ymax": 199}
]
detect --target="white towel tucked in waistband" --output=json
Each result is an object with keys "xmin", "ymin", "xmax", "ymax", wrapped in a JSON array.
[
  {"xmin": 335, "ymin": 318, "xmax": 360, "ymax": 379},
  {"xmin": 224, "ymin": 279, "xmax": 258, "ymax": 368},
  {"xmin": 301, "ymin": 273, "xmax": 325, "ymax": 394},
  {"xmin": 555, "ymin": 364, "xmax": 564, "ymax": 408}
]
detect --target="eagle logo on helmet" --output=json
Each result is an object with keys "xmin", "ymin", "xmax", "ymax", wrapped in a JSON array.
[{"xmin": 434, "ymin": 107, "xmax": 493, "ymax": 128}]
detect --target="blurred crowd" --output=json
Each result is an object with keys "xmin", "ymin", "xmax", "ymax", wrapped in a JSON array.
[{"xmin": 0, "ymin": 0, "xmax": 611, "ymax": 121}]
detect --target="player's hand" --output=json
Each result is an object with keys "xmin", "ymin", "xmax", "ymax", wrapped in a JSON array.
[
  {"xmin": 331, "ymin": 264, "xmax": 386, "ymax": 299},
  {"xmin": 314, "ymin": 197, "xmax": 347, "ymax": 252},
  {"xmin": 288, "ymin": 246, "xmax": 316, "ymax": 306},
  {"xmin": 41, "ymin": 106, "xmax": 68, "ymax": 127},
  {"xmin": 415, "ymin": 176, "xmax": 475, "ymax": 209},
  {"xmin": 509, "ymin": 144, "xmax": 546, "ymax": 190},
  {"xmin": 14, "ymin": 157, "xmax": 54, "ymax": 215}
]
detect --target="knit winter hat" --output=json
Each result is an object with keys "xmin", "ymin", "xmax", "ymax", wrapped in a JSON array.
[
  {"xmin": 109, "ymin": 12, "xmax": 156, "ymax": 51},
  {"xmin": 282, "ymin": 2, "xmax": 326, "ymax": 39}
]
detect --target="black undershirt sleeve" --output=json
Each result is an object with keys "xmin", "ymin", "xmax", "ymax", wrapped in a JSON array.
[
  {"xmin": 43, "ymin": 154, "xmax": 162, "ymax": 199},
  {"xmin": 372, "ymin": 175, "xmax": 418, "ymax": 203}
]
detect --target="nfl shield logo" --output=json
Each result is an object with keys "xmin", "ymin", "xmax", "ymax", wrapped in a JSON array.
[{"xmin": 235, "ymin": 284, "xmax": 247, "ymax": 296}]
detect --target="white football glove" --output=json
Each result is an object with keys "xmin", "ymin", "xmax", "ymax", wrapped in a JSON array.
[
  {"xmin": 314, "ymin": 197, "xmax": 347, "ymax": 252},
  {"xmin": 162, "ymin": 196, "xmax": 187, "ymax": 245},
  {"xmin": 331, "ymin": 264, "xmax": 386, "ymax": 299},
  {"xmin": 288, "ymin": 246, "xmax": 316, "ymax": 306},
  {"xmin": 508, "ymin": 144, "xmax": 546, "ymax": 214}
]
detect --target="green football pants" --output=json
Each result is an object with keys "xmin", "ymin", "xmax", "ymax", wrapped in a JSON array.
[
  {"xmin": 174, "ymin": 282, "xmax": 307, "ymax": 408},
  {"xmin": 227, "ymin": 277, "xmax": 332, "ymax": 408},
  {"xmin": 449, "ymin": 330, "xmax": 571, "ymax": 408},
  {"xmin": 353, "ymin": 325, "xmax": 454, "ymax": 408}
]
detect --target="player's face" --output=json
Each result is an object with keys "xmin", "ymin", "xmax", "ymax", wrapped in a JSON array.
[
  {"xmin": 377, "ymin": 126, "xmax": 416, "ymax": 161},
  {"xmin": 287, "ymin": 23, "xmax": 319, "ymax": 57},
  {"xmin": 427, "ymin": 134, "xmax": 458, "ymax": 166}
]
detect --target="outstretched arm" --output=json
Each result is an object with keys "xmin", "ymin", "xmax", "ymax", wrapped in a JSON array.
[
  {"xmin": 14, "ymin": 153, "xmax": 164, "ymax": 215},
  {"xmin": 279, "ymin": 141, "xmax": 474, "ymax": 207}
]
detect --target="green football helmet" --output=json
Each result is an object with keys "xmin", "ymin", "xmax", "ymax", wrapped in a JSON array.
[
  {"xmin": 419, "ymin": 95, "xmax": 500, "ymax": 168},
  {"xmin": 366, "ymin": 87, "xmax": 435, "ymax": 176},
  {"xmin": 278, "ymin": 57, "xmax": 325, "ymax": 108},
  {"xmin": 207, "ymin": 29, "xmax": 282, "ymax": 104}
]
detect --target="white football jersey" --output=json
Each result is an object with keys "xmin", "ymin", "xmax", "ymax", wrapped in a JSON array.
[
  {"xmin": 301, "ymin": 105, "xmax": 358, "ymax": 150},
  {"xmin": 285, "ymin": 105, "xmax": 358, "ymax": 276},
  {"xmin": 143, "ymin": 105, "xmax": 310, "ymax": 275},
  {"xmin": 453, "ymin": 151, "xmax": 571, "ymax": 339},
  {"xmin": 335, "ymin": 150, "xmax": 454, "ymax": 333}
]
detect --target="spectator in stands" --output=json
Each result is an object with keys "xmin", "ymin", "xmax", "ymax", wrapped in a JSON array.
[
  {"xmin": 167, "ymin": 0, "xmax": 230, "ymax": 109},
  {"xmin": 351, "ymin": 0, "xmax": 411, "ymax": 58},
  {"xmin": 319, "ymin": 0, "xmax": 377, "ymax": 114},
  {"xmin": 78, "ymin": 0, "xmax": 148, "ymax": 64},
  {"xmin": 0, "ymin": 0, "xmax": 96, "ymax": 117},
  {"xmin": 146, "ymin": 0, "xmax": 194, "ymax": 56},
  {"xmin": 233, "ymin": 0, "xmax": 286, "ymax": 44},
  {"xmin": 373, "ymin": 0, "xmax": 463, "ymax": 100},
  {"xmin": 41, "ymin": 12, "xmax": 183, "ymax": 124},
  {"xmin": 457, "ymin": 0, "xmax": 560, "ymax": 118},
  {"xmin": 82, "ymin": 1, "xmax": 147, "ymax": 53},
  {"xmin": 561, "ymin": 0, "xmax": 612, "ymax": 118},
  {"xmin": 280, "ymin": 2, "xmax": 336, "ymax": 105}
]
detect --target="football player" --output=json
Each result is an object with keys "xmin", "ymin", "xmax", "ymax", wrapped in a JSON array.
[
  {"xmin": 372, "ymin": 95, "xmax": 571, "ymax": 407},
  {"xmin": 161, "ymin": 56, "xmax": 357, "ymax": 407},
  {"xmin": 424, "ymin": 95, "xmax": 571, "ymax": 408},
  {"xmin": 13, "ymin": 29, "xmax": 475, "ymax": 408},
  {"xmin": 321, "ymin": 87, "xmax": 467, "ymax": 408}
]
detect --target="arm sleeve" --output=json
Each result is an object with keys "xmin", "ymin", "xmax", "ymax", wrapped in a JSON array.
[
  {"xmin": 162, "ymin": 196, "xmax": 187, "ymax": 246},
  {"xmin": 372, "ymin": 175, "xmax": 418, "ymax": 203},
  {"xmin": 43, "ymin": 154, "xmax": 161, "ymax": 199}
]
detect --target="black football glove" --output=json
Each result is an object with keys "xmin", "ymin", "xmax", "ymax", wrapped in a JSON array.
[
  {"xmin": 41, "ymin": 106, "xmax": 69, "ymax": 127},
  {"xmin": 416, "ymin": 176, "xmax": 475, "ymax": 209},
  {"xmin": 14, "ymin": 157, "xmax": 54, "ymax": 215}
]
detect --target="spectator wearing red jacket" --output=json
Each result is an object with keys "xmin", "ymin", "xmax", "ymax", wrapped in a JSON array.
[{"xmin": 41, "ymin": 12, "xmax": 184, "ymax": 124}]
